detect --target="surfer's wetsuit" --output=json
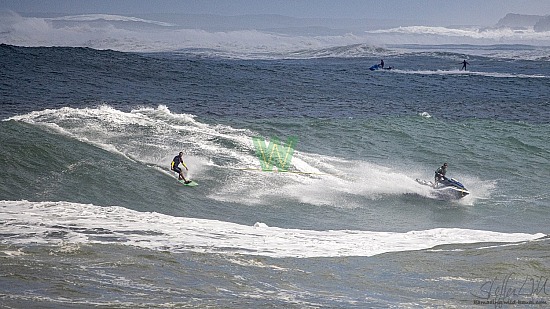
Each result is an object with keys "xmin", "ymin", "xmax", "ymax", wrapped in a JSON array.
[
  {"xmin": 171, "ymin": 155, "xmax": 184, "ymax": 174},
  {"xmin": 171, "ymin": 153, "xmax": 189, "ymax": 182},
  {"xmin": 461, "ymin": 60, "xmax": 469, "ymax": 70}
]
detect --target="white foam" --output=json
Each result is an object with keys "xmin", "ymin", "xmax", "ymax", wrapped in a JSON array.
[
  {"xmin": 0, "ymin": 200, "xmax": 544, "ymax": 258},
  {"xmin": 0, "ymin": 249, "xmax": 26, "ymax": 256},
  {"xmin": 392, "ymin": 69, "xmax": 548, "ymax": 79},
  {"xmin": 0, "ymin": 12, "xmax": 373, "ymax": 56},
  {"xmin": 7, "ymin": 105, "xmax": 252, "ymax": 167},
  {"xmin": 367, "ymin": 26, "xmax": 550, "ymax": 46},
  {"xmin": 49, "ymin": 14, "xmax": 176, "ymax": 27}
]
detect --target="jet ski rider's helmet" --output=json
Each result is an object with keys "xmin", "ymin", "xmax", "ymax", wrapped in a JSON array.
[{"xmin": 443, "ymin": 163, "xmax": 448, "ymax": 167}]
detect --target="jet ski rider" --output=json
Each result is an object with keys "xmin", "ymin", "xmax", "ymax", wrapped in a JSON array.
[{"xmin": 434, "ymin": 163, "xmax": 448, "ymax": 186}]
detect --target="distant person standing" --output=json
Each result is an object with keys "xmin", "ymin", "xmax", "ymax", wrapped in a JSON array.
[
  {"xmin": 380, "ymin": 59, "xmax": 385, "ymax": 68},
  {"xmin": 460, "ymin": 59, "xmax": 470, "ymax": 71}
]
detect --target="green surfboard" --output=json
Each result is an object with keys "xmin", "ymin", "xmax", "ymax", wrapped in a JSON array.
[{"xmin": 178, "ymin": 180, "xmax": 198, "ymax": 187}]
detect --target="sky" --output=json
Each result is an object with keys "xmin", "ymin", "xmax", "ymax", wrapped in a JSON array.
[{"xmin": 2, "ymin": 0, "xmax": 550, "ymax": 26}]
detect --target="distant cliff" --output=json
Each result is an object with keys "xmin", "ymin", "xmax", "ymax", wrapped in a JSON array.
[
  {"xmin": 533, "ymin": 15, "xmax": 550, "ymax": 31},
  {"xmin": 495, "ymin": 13, "xmax": 548, "ymax": 30}
]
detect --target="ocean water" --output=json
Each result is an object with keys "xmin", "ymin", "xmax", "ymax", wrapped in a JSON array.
[{"xmin": 1, "ymin": 14, "xmax": 550, "ymax": 308}]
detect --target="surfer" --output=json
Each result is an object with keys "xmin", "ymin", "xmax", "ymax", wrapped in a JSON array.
[
  {"xmin": 171, "ymin": 152, "xmax": 191, "ymax": 184},
  {"xmin": 380, "ymin": 59, "xmax": 384, "ymax": 68},
  {"xmin": 434, "ymin": 163, "xmax": 448, "ymax": 186},
  {"xmin": 460, "ymin": 59, "xmax": 469, "ymax": 71}
]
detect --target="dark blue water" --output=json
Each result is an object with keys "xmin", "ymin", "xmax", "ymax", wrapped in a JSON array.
[{"xmin": 2, "ymin": 44, "xmax": 549, "ymax": 122}]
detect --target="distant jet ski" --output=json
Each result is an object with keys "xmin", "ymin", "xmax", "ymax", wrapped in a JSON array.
[
  {"xmin": 369, "ymin": 64, "xmax": 393, "ymax": 71},
  {"xmin": 415, "ymin": 176, "xmax": 470, "ymax": 200},
  {"xmin": 369, "ymin": 64, "xmax": 381, "ymax": 71}
]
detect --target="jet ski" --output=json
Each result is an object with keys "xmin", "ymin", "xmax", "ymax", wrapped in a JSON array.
[
  {"xmin": 415, "ymin": 176, "xmax": 470, "ymax": 200},
  {"xmin": 369, "ymin": 64, "xmax": 381, "ymax": 71},
  {"xmin": 369, "ymin": 64, "xmax": 394, "ymax": 71}
]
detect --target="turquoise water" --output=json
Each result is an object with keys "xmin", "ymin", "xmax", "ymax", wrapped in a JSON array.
[{"xmin": 1, "ymin": 44, "xmax": 549, "ymax": 307}]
